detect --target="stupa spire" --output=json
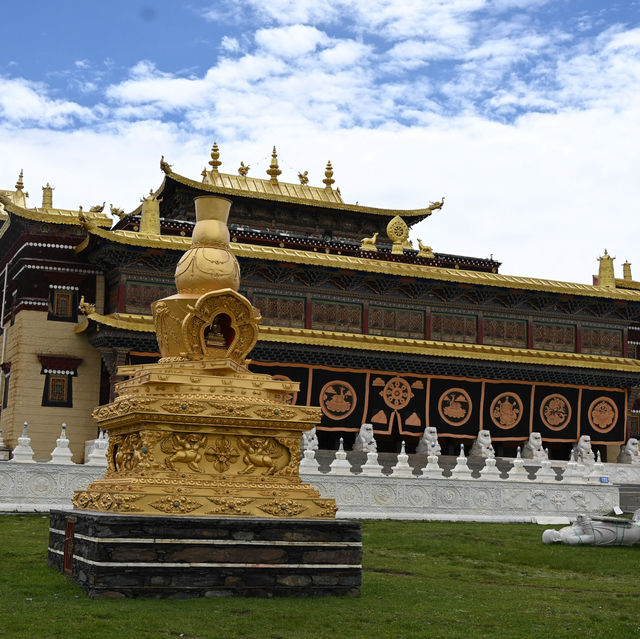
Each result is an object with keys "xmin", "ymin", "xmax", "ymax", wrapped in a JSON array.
[
  {"xmin": 322, "ymin": 161, "xmax": 335, "ymax": 189},
  {"xmin": 209, "ymin": 142, "xmax": 222, "ymax": 172},
  {"xmin": 266, "ymin": 146, "xmax": 282, "ymax": 184}
]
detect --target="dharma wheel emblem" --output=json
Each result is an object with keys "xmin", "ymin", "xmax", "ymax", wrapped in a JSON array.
[
  {"xmin": 588, "ymin": 397, "xmax": 618, "ymax": 433},
  {"xmin": 540, "ymin": 394, "xmax": 571, "ymax": 431},
  {"xmin": 381, "ymin": 376, "xmax": 412, "ymax": 410},
  {"xmin": 490, "ymin": 392, "xmax": 523, "ymax": 429},
  {"xmin": 438, "ymin": 388, "xmax": 472, "ymax": 426},
  {"xmin": 319, "ymin": 381, "xmax": 356, "ymax": 420}
]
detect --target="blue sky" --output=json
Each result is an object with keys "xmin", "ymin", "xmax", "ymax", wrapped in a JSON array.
[{"xmin": 1, "ymin": 0, "xmax": 639, "ymax": 282}]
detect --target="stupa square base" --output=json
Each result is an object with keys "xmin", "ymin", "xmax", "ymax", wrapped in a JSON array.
[{"xmin": 48, "ymin": 510, "xmax": 361, "ymax": 599}]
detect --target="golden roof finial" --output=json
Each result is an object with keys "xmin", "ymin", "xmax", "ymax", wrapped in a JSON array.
[
  {"xmin": 42, "ymin": 183, "xmax": 54, "ymax": 210},
  {"xmin": 238, "ymin": 162, "xmax": 249, "ymax": 177},
  {"xmin": 623, "ymin": 261, "xmax": 632, "ymax": 281},
  {"xmin": 322, "ymin": 161, "xmax": 335, "ymax": 189},
  {"xmin": 266, "ymin": 146, "xmax": 282, "ymax": 184},
  {"xmin": 298, "ymin": 170, "xmax": 309, "ymax": 185},
  {"xmin": 597, "ymin": 249, "xmax": 616, "ymax": 288},
  {"xmin": 15, "ymin": 169, "xmax": 24, "ymax": 192},
  {"xmin": 209, "ymin": 142, "xmax": 222, "ymax": 172}
]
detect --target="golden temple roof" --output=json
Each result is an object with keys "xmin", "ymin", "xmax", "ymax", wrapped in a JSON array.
[
  {"xmin": 77, "ymin": 222, "xmax": 640, "ymax": 302},
  {"xmin": 0, "ymin": 172, "xmax": 112, "ymax": 228},
  {"xmin": 202, "ymin": 170, "xmax": 345, "ymax": 205},
  {"xmin": 161, "ymin": 170, "xmax": 441, "ymax": 218},
  {"xmin": 152, "ymin": 143, "xmax": 442, "ymax": 218},
  {"xmin": 76, "ymin": 311, "xmax": 640, "ymax": 374}
]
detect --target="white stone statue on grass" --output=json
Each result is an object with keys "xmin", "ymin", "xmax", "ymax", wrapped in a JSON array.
[
  {"xmin": 469, "ymin": 430, "xmax": 495, "ymax": 459},
  {"xmin": 301, "ymin": 426, "xmax": 319, "ymax": 451},
  {"xmin": 542, "ymin": 509, "xmax": 640, "ymax": 546},
  {"xmin": 416, "ymin": 426, "xmax": 441, "ymax": 456},
  {"xmin": 522, "ymin": 432, "xmax": 547, "ymax": 461},
  {"xmin": 352, "ymin": 423, "xmax": 377, "ymax": 453},
  {"xmin": 617, "ymin": 438, "xmax": 640, "ymax": 464},
  {"xmin": 572, "ymin": 435, "xmax": 595, "ymax": 464}
]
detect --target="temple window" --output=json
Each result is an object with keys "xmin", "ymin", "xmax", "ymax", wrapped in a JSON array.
[
  {"xmin": 368, "ymin": 305, "xmax": 424, "ymax": 339},
  {"xmin": 253, "ymin": 293, "xmax": 305, "ymax": 328},
  {"xmin": 38, "ymin": 355, "xmax": 82, "ymax": 408},
  {"xmin": 48, "ymin": 286, "xmax": 78, "ymax": 322},
  {"xmin": 581, "ymin": 326, "xmax": 623, "ymax": 357},
  {"xmin": 431, "ymin": 312, "xmax": 477, "ymax": 344},
  {"xmin": 483, "ymin": 317, "xmax": 527, "ymax": 348},
  {"xmin": 311, "ymin": 299, "xmax": 362, "ymax": 333},
  {"xmin": 532, "ymin": 321, "xmax": 575, "ymax": 353}
]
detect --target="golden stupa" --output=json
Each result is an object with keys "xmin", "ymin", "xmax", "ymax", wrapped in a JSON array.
[{"xmin": 73, "ymin": 196, "xmax": 336, "ymax": 519}]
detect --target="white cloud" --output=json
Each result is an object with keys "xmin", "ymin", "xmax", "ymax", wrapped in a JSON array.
[
  {"xmin": 1, "ymin": 6, "xmax": 639, "ymax": 285},
  {"xmin": 220, "ymin": 36, "xmax": 240, "ymax": 53},
  {"xmin": 320, "ymin": 40, "xmax": 372, "ymax": 67},
  {"xmin": 0, "ymin": 77, "xmax": 93, "ymax": 127},
  {"xmin": 255, "ymin": 24, "xmax": 328, "ymax": 57}
]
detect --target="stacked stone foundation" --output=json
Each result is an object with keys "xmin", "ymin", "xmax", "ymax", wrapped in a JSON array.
[{"xmin": 48, "ymin": 510, "xmax": 361, "ymax": 598}]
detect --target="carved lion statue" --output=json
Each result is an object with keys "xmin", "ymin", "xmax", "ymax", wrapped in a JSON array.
[
  {"xmin": 301, "ymin": 426, "xmax": 319, "ymax": 451},
  {"xmin": 470, "ymin": 430, "xmax": 495, "ymax": 458},
  {"xmin": 352, "ymin": 423, "xmax": 377, "ymax": 453},
  {"xmin": 572, "ymin": 435, "xmax": 595, "ymax": 464},
  {"xmin": 617, "ymin": 438, "xmax": 640, "ymax": 464},
  {"xmin": 521, "ymin": 432, "xmax": 546, "ymax": 461},
  {"xmin": 416, "ymin": 426, "xmax": 441, "ymax": 455}
]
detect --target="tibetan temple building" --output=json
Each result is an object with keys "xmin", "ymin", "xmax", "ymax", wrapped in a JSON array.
[{"xmin": 1, "ymin": 144, "xmax": 639, "ymax": 462}]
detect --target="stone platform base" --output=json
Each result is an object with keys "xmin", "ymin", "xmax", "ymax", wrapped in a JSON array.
[{"xmin": 48, "ymin": 510, "xmax": 361, "ymax": 598}]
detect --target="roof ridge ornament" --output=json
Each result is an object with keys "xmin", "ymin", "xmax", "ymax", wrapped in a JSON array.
[
  {"xmin": 266, "ymin": 146, "xmax": 282, "ymax": 184},
  {"xmin": 322, "ymin": 161, "xmax": 335, "ymax": 189},
  {"xmin": 15, "ymin": 169, "xmax": 24, "ymax": 192},
  {"xmin": 140, "ymin": 189, "xmax": 161, "ymax": 235},
  {"xmin": 387, "ymin": 215, "xmax": 409, "ymax": 255},
  {"xmin": 209, "ymin": 142, "xmax": 222, "ymax": 172},
  {"xmin": 42, "ymin": 183, "xmax": 54, "ymax": 210},
  {"xmin": 238, "ymin": 161, "xmax": 249, "ymax": 177},
  {"xmin": 110, "ymin": 204, "xmax": 125, "ymax": 219},
  {"xmin": 160, "ymin": 155, "xmax": 173, "ymax": 175},
  {"xmin": 597, "ymin": 249, "xmax": 616, "ymax": 288},
  {"xmin": 298, "ymin": 170, "xmax": 309, "ymax": 185}
]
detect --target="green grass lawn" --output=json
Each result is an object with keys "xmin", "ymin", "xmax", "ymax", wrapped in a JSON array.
[{"xmin": 2, "ymin": 514, "xmax": 639, "ymax": 639}]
